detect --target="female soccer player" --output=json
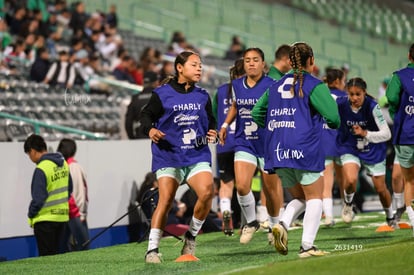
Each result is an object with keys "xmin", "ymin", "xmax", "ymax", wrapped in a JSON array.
[
  {"xmin": 252, "ymin": 42, "xmax": 340, "ymax": 257},
  {"xmin": 218, "ymin": 47, "xmax": 283, "ymax": 245},
  {"xmin": 386, "ymin": 43, "xmax": 414, "ymax": 235},
  {"xmin": 337, "ymin": 77, "xmax": 394, "ymax": 226},
  {"xmin": 140, "ymin": 51, "xmax": 217, "ymax": 263}
]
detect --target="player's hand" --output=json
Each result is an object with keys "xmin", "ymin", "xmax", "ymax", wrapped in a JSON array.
[
  {"xmin": 149, "ymin": 128, "xmax": 166, "ymax": 143},
  {"xmin": 352, "ymin": 125, "xmax": 367, "ymax": 137},
  {"xmin": 206, "ymin": 129, "xmax": 218, "ymax": 143},
  {"xmin": 218, "ymin": 127, "xmax": 227, "ymax": 145}
]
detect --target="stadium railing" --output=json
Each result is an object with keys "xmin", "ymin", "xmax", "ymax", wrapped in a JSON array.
[{"xmin": 0, "ymin": 112, "xmax": 108, "ymax": 140}]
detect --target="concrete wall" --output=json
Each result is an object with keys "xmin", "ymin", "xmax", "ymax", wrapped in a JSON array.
[{"xmin": 0, "ymin": 139, "xmax": 154, "ymax": 239}]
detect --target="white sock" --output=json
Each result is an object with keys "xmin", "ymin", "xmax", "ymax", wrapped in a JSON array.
[
  {"xmin": 322, "ymin": 198, "xmax": 333, "ymax": 219},
  {"xmin": 279, "ymin": 207, "xmax": 285, "ymax": 217},
  {"xmin": 384, "ymin": 207, "xmax": 394, "ymax": 219},
  {"xmin": 220, "ymin": 198, "xmax": 232, "ymax": 213},
  {"xmin": 393, "ymin": 192, "xmax": 404, "ymax": 209},
  {"xmin": 344, "ymin": 191, "xmax": 355, "ymax": 204},
  {"xmin": 302, "ymin": 199, "xmax": 323, "ymax": 250},
  {"xmin": 280, "ymin": 199, "xmax": 306, "ymax": 230},
  {"xmin": 237, "ymin": 191, "xmax": 257, "ymax": 224},
  {"xmin": 188, "ymin": 216, "xmax": 204, "ymax": 237},
  {"xmin": 268, "ymin": 215, "xmax": 280, "ymax": 229},
  {"xmin": 406, "ymin": 204, "xmax": 414, "ymax": 225},
  {"xmin": 147, "ymin": 228, "xmax": 162, "ymax": 252},
  {"xmin": 256, "ymin": 205, "xmax": 268, "ymax": 223}
]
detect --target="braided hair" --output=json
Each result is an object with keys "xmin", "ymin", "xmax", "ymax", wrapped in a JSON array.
[{"xmin": 289, "ymin": 42, "xmax": 314, "ymax": 98}]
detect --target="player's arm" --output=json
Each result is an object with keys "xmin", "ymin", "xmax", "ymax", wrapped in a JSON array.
[
  {"xmin": 310, "ymin": 83, "xmax": 340, "ymax": 129},
  {"xmin": 251, "ymin": 89, "xmax": 269, "ymax": 128},
  {"xmin": 385, "ymin": 73, "xmax": 402, "ymax": 120}
]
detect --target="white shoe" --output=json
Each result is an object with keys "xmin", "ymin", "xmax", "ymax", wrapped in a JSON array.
[
  {"xmin": 342, "ymin": 203, "xmax": 355, "ymax": 223},
  {"xmin": 240, "ymin": 222, "xmax": 259, "ymax": 244},
  {"xmin": 145, "ymin": 250, "xmax": 162, "ymax": 263},
  {"xmin": 267, "ymin": 228, "xmax": 274, "ymax": 245},
  {"xmin": 324, "ymin": 216, "xmax": 335, "ymax": 227},
  {"xmin": 298, "ymin": 246, "xmax": 329, "ymax": 258},
  {"xmin": 272, "ymin": 223, "xmax": 288, "ymax": 255},
  {"xmin": 181, "ymin": 235, "xmax": 196, "ymax": 255}
]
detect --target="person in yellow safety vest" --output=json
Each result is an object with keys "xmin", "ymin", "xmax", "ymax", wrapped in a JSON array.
[{"xmin": 24, "ymin": 134, "xmax": 72, "ymax": 256}]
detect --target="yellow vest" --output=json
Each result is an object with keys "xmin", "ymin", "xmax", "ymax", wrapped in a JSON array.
[
  {"xmin": 32, "ymin": 159, "xmax": 70, "ymax": 225},
  {"xmin": 251, "ymin": 174, "xmax": 262, "ymax": 192}
]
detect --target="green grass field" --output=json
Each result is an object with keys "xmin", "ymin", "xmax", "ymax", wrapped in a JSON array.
[{"xmin": 1, "ymin": 212, "xmax": 413, "ymax": 275}]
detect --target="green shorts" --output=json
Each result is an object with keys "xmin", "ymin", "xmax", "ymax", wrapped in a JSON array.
[
  {"xmin": 325, "ymin": 157, "xmax": 342, "ymax": 167},
  {"xmin": 395, "ymin": 145, "xmax": 414, "ymax": 169},
  {"xmin": 234, "ymin": 151, "xmax": 265, "ymax": 170},
  {"xmin": 276, "ymin": 168, "xmax": 322, "ymax": 188},
  {"xmin": 340, "ymin": 154, "xmax": 386, "ymax": 176},
  {"xmin": 325, "ymin": 158, "xmax": 333, "ymax": 166},
  {"xmin": 156, "ymin": 162, "xmax": 212, "ymax": 184}
]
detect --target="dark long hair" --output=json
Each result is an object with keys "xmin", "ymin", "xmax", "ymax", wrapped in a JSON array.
[
  {"xmin": 227, "ymin": 58, "xmax": 245, "ymax": 99},
  {"xmin": 324, "ymin": 67, "xmax": 345, "ymax": 89},
  {"xmin": 160, "ymin": 51, "xmax": 200, "ymax": 85},
  {"xmin": 346, "ymin": 77, "xmax": 375, "ymax": 99}
]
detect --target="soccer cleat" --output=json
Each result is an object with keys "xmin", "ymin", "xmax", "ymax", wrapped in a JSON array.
[
  {"xmin": 222, "ymin": 210, "xmax": 234, "ymax": 236},
  {"xmin": 239, "ymin": 221, "xmax": 260, "ymax": 244},
  {"xmin": 341, "ymin": 203, "xmax": 355, "ymax": 223},
  {"xmin": 272, "ymin": 223, "xmax": 288, "ymax": 255},
  {"xmin": 386, "ymin": 216, "xmax": 398, "ymax": 228},
  {"xmin": 181, "ymin": 232, "xmax": 196, "ymax": 255},
  {"xmin": 145, "ymin": 249, "xmax": 162, "ymax": 263},
  {"xmin": 298, "ymin": 246, "xmax": 329, "ymax": 258},
  {"xmin": 324, "ymin": 216, "xmax": 335, "ymax": 227},
  {"xmin": 267, "ymin": 227, "xmax": 274, "ymax": 245},
  {"xmin": 395, "ymin": 206, "xmax": 406, "ymax": 222}
]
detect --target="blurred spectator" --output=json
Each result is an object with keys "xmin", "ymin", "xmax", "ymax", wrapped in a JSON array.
[
  {"xmin": 5, "ymin": 6, "xmax": 27, "ymax": 36},
  {"xmin": 128, "ymin": 59, "xmax": 144, "ymax": 85},
  {"xmin": 224, "ymin": 35, "xmax": 245, "ymax": 61},
  {"xmin": 0, "ymin": 19, "xmax": 12, "ymax": 51},
  {"xmin": 105, "ymin": 4, "xmax": 118, "ymax": 27},
  {"xmin": 110, "ymin": 46, "xmax": 127, "ymax": 71},
  {"xmin": 69, "ymin": 1, "xmax": 89, "ymax": 35},
  {"xmin": 112, "ymin": 55, "xmax": 136, "ymax": 84},
  {"xmin": 73, "ymin": 49, "xmax": 110, "ymax": 94},
  {"xmin": 43, "ymin": 50, "xmax": 76, "ymax": 88},
  {"xmin": 27, "ymin": 0, "xmax": 49, "ymax": 22},
  {"xmin": 30, "ymin": 46, "xmax": 50, "ymax": 82},
  {"xmin": 139, "ymin": 46, "xmax": 162, "ymax": 74},
  {"xmin": 70, "ymin": 37, "xmax": 84, "ymax": 57},
  {"xmin": 31, "ymin": 8, "xmax": 49, "ymax": 38},
  {"xmin": 169, "ymin": 30, "xmax": 189, "ymax": 55},
  {"xmin": 125, "ymin": 71, "xmax": 160, "ymax": 139},
  {"xmin": 49, "ymin": 0, "xmax": 67, "ymax": 15},
  {"xmin": 3, "ymin": 37, "xmax": 29, "ymax": 66},
  {"xmin": 158, "ymin": 59, "xmax": 174, "ymax": 81}
]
